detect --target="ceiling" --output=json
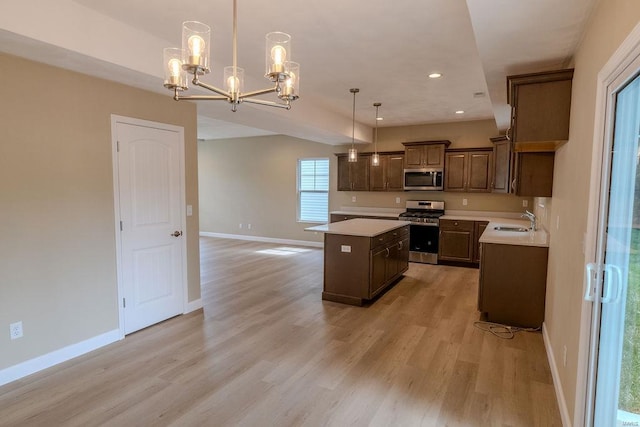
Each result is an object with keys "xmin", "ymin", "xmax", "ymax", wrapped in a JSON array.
[{"xmin": 0, "ymin": 0, "xmax": 597, "ymax": 144}]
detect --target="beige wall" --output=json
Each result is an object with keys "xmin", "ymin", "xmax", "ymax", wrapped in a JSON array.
[
  {"xmin": 0, "ymin": 53, "xmax": 200, "ymax": 370},
  {"xmin": 198, "ymin": 119, "xmax": 531, "ymax": 245},
  {"xmin": 198, "ymin": 135, "xmax": 337, "ymax": 243},
  {"xmin": 544, "ymin": 0, "xmax": 640, "ymax": 423}
]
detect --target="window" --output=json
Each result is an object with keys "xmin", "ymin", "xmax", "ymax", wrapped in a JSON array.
[{"xmin": 297, "ymin": 158, "xmax": 329, "ymax": 223}]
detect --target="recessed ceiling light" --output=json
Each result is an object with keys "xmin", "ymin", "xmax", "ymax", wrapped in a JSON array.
[
  {"xmin": 455, "ymin": 110, "xmax": 465, "ymax": 114},
  {"xmin": 428, "ymin": 73, "xmax": 442, "ymax": 79}
]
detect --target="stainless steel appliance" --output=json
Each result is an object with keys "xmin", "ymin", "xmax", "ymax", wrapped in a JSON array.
[
  {"xmin": 403, "ymin": 168, "xmax": 444, "ymax": 191},
  {"xmin": 398, "ymin": 200, "xmax": 445, "ymax": 264}
]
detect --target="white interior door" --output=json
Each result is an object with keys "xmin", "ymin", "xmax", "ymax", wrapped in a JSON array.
[
  {"xmin": 114, "ymin": 118, "xmax": 185, "ymax": 335},
  {"xmin": 585, "ymin": 63, "xmax": 640, "ymax": 426}
]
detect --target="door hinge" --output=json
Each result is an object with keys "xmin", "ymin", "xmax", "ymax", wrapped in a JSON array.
[
  {"xmin": 123, "ymin": 298, "xmax": 126, "ymax": 308},
  {"xmin": 120, "ymin": 221, "xmax": 123, "ymax": 231},
  {"xmin": 117, "ymin": 141, "xmax": 120, "ymax": 152}
]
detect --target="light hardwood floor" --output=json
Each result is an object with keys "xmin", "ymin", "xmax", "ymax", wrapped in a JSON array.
[{"xmin": 0, "ymin": 237, "xmax": 562, "ymax": 426}]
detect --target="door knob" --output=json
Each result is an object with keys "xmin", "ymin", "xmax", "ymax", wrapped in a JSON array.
[{"xmin": 170, "ymin": 231, "xmax": 183, "ymax": 237}]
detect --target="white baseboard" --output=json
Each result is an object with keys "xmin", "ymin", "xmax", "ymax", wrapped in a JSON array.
[
  {"xmin": 0, "ymin": 328, "xmax": 121, "ymax": 387},
  {"xmin": 199, "ymin": 231, "xmax": 324, "ymax": 248},
  {"xmin": 542, "ymin": 322, "xmax": 572, "ymax": 426},
  {"xmin": 185, "ymin": 298, "xmax": 203, "ymax": 313}
]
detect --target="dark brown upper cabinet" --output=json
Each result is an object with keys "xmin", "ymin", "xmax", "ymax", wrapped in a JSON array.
[
  {"xmin": 369, "ymin": 153, "xmax": 405, "ymax": 192},
  {"xmin": 444, "ymin": 148, "xmax": 493, "ymax": 193},
  {"xmin": 507, "ymin": 68, "xmax": 574, "ymax": 151},
  {"xmin": 402, "ymin": 141, "xmax": 451, "ymax": 169},
  {"xmin": 336, "ymin": 153, "xmax": 371, "ymax": 191},
  {"xmin": 490, "ymin": 135, "xmax": 511, "ymax": 194}
]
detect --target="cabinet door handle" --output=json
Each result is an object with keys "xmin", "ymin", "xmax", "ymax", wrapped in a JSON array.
[
  {"xmin": 386, "ymin": 247, "xmax": 390, "ymax": 257},
  {"xmin": 398, "ymin": 241, "xmax": 403, "ymax": 250}
]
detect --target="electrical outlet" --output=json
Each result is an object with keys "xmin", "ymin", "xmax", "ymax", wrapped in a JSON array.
[
  {"xmin": 462, "ymin": 198, "xmax": 468, "ymax": 206},
  {"xmin": 563, "ymin": 345, "xmax": 567, "ymax": 367},
  {"xmin": 247, "ymin": 223, "xmax": 252, "ymax": 230},
  {"xmin": 239, "ymin": 223, "xmax": 243, "ymax": 229},
  {"xmin": 351, "ymin": 196, "xmax": 357, "ymax": 203},
  {"xmin": 10, "ymin": 321, "xmax": 23, "ymax": 340},
  {"xmin": 522, "ymin": 200, "xmax": 528, "ymax": 208},
  {"xmin": 395, "ymin": 197, "xmax": 401, "ymax": 204}
]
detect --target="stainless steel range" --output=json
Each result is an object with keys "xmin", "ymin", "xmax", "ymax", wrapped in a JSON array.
[{"xmin": 398, "ymin": 200, "xmax": 445, "ymax": 264}]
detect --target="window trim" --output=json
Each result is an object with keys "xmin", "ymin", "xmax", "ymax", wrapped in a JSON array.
[{"xmin": 297, "ymin": 157, "xmax": 329, "ymax": 224}]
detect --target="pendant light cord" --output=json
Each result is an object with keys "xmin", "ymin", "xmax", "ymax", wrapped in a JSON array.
[
  {"xmin": 351, "ymin": 90, "xmax": 356, "ymax": 149},
  {"xmin": 374, "ymin": 103, "xmax": 380, "ymax": 153}
]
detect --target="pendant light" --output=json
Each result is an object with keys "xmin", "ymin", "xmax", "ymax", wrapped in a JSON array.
[
  {"xmin": 372, "ymin": 102, "xmax": 381, "ymax": 166},
  {"xmin": 348, "ymin": 88, "xmax": 359, "ymax": 162}
]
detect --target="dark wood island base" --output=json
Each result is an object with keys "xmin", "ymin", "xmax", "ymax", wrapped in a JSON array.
[{"xmin": 317, "ymin": 220, "xmax": 410, "ymax": 306}]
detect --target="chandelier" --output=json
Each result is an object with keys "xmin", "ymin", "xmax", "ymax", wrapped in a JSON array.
[{"xmin": 163, "ymin": 0, "xmax": 299, "ymax": 112}]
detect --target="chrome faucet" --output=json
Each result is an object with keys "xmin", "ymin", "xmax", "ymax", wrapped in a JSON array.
[{"xmin": 521, "ymin": 210, "xmax": 537, "ymax": 231}]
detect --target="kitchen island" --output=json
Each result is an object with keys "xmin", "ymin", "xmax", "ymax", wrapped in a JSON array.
[{"xmin": 306, "ymin": 218, "xmax": 411, "ymax": 306}]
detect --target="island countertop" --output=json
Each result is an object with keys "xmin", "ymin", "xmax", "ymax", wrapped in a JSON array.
[{"xmin": 306, "ymin": 218, "xmax": 411, "ymax": 237}]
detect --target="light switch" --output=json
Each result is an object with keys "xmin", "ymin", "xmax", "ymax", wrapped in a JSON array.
[
  {"xmin": 341, "ymin": 245, "xmax": 352, "ymax": 253},
  {"xmin": 522, "ymin": 200, "xmax": 528, "ymax": 208},
  {"xmin": 186, "ymin": 205, "xmax": 193, "ymax": 216},
  {"xmin": 462, "ymin": 198, "xmax": 468, "ymax": 206}
]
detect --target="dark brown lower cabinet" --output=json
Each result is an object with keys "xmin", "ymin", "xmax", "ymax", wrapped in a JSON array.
[
  {"xmin": 438, "ymin": 219, "xmax": 474, "ymax": 263},
  {"xmin": 478, "ymin": 242, "xmax": 549, "ymax": 328},
  {"xmin": 439, "ymin": 219, "xmax": 488, "ymax": 265},
  {"xmin": 473, "ymin": 221, "xmax": 488, "ymax": 263},
  {"xmin": 323, "ymin": 226, "xmax": 409, "ymax": 306}
]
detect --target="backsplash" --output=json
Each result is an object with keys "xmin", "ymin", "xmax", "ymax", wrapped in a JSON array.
[
  {"xmin": 534, "ymin": 197, "xmax": 552, "ymax": 232},
  {"xmin": 332, "ymin": 190, "xmax": 533, "ymax": 214}
]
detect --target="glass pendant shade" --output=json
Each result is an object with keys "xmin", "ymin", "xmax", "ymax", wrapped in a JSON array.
[
  {"xmin": 372, "ymin": 102, "xmax": 381, "ymax": 166},
  {"xmin": 265, "ymin": 32, "xmax": 291, "ymax": 81},
  {"xmin": 348, "ymin": 148, "xmax": 358, "ymax": 162},
  {"xmin": 163, "ymin": 48, "xmax": 188, "ymax": 90},
  {"xmin": 224, "ymin": 66, "xmax": 244, "ymax": 96},
  {"xmin": 182, "ymin": 21, "xmax": 211, "ymax": 74},
  {"xmin": 279, "ymin": 62, "xmax": 300, "ymax": 101}
]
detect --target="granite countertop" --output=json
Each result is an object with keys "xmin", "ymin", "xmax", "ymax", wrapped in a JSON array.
[
  {"xmin": 479, "ymin": 219, "xmax": 549, "ymax": 248},
  {"xmin": 305, "ymin": 218, "xmax": 411, "ymax": 237}
]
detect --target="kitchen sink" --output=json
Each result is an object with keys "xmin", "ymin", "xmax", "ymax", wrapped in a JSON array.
[{"xmin": 493, "ymin": 226, "xmax": 530, "ymax": 232}]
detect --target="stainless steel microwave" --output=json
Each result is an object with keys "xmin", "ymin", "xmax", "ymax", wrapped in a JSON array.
[{"xmin": 403, "ymin": 168, "xmax": 444, "ymax": 191}]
